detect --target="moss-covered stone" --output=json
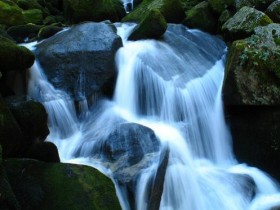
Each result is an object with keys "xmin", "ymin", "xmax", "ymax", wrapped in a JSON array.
[
  {"xmin": 234, "ymin": 0, "xmax": 274, "ymax": 11},
  {"xmin": 0, "ymin": 95, "xmax": 23, "ymax": 157},
  {"xmin": 266, "ymin": 0, "xmax": 280, "ymax": 23},
  {"xmin": 128, "ymin": 9, "xmax": 167, "ymax": 40},
  {"xmin": 183, "ymin": 1, "xmax": 218, "ymax": 34},
  {"xmin": 181, "ymin": 0, "xmax": 204, "ymax": 10},
  {"xmin": 43, "ymin": 15, "xmax": 57, "ymax": 25},
  {"xmin": 0, "ymin": 1, "xmax": 25, "ymax": 26},
  {"xmin": 4, "ymin": 159, "xmax": 122, "ymax": 210},
  {"xmin": 7, "ymin": 24, "xmax": 43, "ymax": 43},
  {"xmin": 0, "ymin": 27, "xmax": 14, "ymax": 41},
  {"xmin": 218, "ymin": 9, "xmax": 233, "ymax": 31},
  {"xmin": 63, "ymin": 0, "xmax": 126, "ymax": 24},
  {"xmin": 17, "ymin": 0, "xmax": 44, "ymax": 10},
  {"xmin": 122, "ymin": 0, "xmax": 185, "ymax": 23},
  {"xmin": 208, "ymin": 0, "xmax": 234, "ymax": 14},
  {"xmin": 222, "ymin": 6, "xmax": 273, "ymax": 41},
  {"xmin": 38, "ymin": 25, "xmax": 63, "ymax": 40},
  {"xmin": 223, "ymin": 23, "xmax": 280, "ymax": 105},
  {"xmin": 0, "ymin": 36, "xmax": 35, "ymax": 71},
  {"xmin": 23, "ymin": 9, "xmax": 44, "ymax": 24}
]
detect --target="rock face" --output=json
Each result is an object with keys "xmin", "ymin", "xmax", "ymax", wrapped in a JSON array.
[
  {"xmin": 122, "ymin": 0, "xmax": 185, "ymax": 23},
  {"xmin": 222, "ymin": 6, "xmax": 272, "ymax": 41},
  {"xmin": 36, "ymin": 22, "xmax": 123, "ymax": 101},
  {"xmin": 128, "ymin": 9, "xmax": 167, "ymax": 40},
  {"xmin": 223, "ymin": 23, "xmax": 280, "ymax": 105},
  {"xmin": 266, "ymin": 0, "xmax": 280, "ymax": 23},
  {"xmin": 4, "ymin": 159, "xmax": 121, "ymax": 210},
  {"xmin": 183, "ymin": 1, "xmax": 218, "ymax": 34},
  {"xmin": 63, "ymin": 0, "xmax": 126, "ymax": 24}
]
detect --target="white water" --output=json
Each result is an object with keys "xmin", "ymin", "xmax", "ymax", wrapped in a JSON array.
[{"xmin": 26, "ymin": 23, "xmax": 280, "ymax": 210}]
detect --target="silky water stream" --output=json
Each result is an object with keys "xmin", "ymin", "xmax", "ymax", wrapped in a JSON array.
[{"xmin": 26, "ymin": 23, "xmax": 280, "ymax": 210}]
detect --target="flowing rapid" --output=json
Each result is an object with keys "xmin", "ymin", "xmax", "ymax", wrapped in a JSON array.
[{"xmin": 26, "ymin": 23, "xmax": 280, "ymax": 210}]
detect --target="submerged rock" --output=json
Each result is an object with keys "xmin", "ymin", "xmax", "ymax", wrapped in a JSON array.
[
  {"xmin": 128, "ymin": 9, "xmax": 167, "ymax": 40},
  {"xmin": 222, "ymin": 6, "xmax": 272, "ymax": 41},
  {"xmin": 36, "ymin": 21, "xmax": 123, "ymax": 101},
  {"xmin": 4, "ymin": 159, "xmax": 121, "ymax": 210},
  {"xmin": 122, "ymin": 0, "xmax": 185, "ymax": 23},
  {"xmin": 63, "ymin": 0, "xmax": 125, "ymax": 24},
  {"xmin": 223, "ymin": 23, "xmax": 280, "ymax": 105}
]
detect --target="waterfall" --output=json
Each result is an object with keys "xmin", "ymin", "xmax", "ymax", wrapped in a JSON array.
[{"xmin": 26, "ymin": 23, "xmax": 280, "ymax": 210}]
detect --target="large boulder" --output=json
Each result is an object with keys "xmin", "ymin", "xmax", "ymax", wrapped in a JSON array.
[
  {"xmin": 266, "ymin": 0, "xmax": 280, "ymax": 23},
  {"xmin": 5, "ymin": 96, "xmax": 49, "ymax": 145},
  {"xmin": 0, "ymin": 95, "xmax": 23, "ymax": 157},
  {"xmin": 223, "ymin": 23, "xmax": 280, "ymax": 105},
  {"xmin": 63, "ymin": 0, "xmax": 126, "ymax": 24},
  {"xmin": 128, "ymin": 9, "xmax": 167, "ymax": 40},
  {"xmin": 0, "ymin": 1, "xmax": 25, "ymax": 26},
  {"xmin": 183, "ymin": 1, "xmax": 218, "ymax": 34},
  {"xmin": 4, "ymin": 159, "xmax": 122, "ymax": 210},
  {"xmin": 122, "ymin": 0, "xmax": 185, "ymax": 23},
  {"xmin": 222, "ymin": 6, "xmax": 272, "ymax": 41},
  {"xmin": 35, "ymin": 22, "xmax": 123, "ymax": 101},
  {"xmin": 0, "ymin": 36, "xmax": 35, "ymax": 72}
]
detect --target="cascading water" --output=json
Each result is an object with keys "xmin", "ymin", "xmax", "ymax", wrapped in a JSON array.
[{"xmin": 26, "ymin": 23, "xmax": 280, "ymax": 210}]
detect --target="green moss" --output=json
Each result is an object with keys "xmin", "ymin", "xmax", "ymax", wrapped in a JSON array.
[
  {"xmin": 0, "ymin": 36, "xmax": 35, "ymax": 71},
  {"xmin": 4, "ymin": 159, "xmax": 122, "ymax": 210},
  {"xmin": 63, "ymin": 0, "xmax": 126, "ymax": 24},
  {"xmin": 183, "ymin": 1, "xmax": 217, "ymax": 34},
  {"xmin": 122, "ymin": 0, "xmax": 185, "ymax": 23},
  {"xmin": 0, "ymin": 1, "xmax": 25, "ymax": 26},
  {"xmin": 23, "ymin": 9, "xmax": 43, "ymax": 24},
  {"xmin": 38, "ymin": 25, "xmax": 62, "ymax": 40},
  {"xmin": 7, "ymin": 24, "xmax": 43, "ymax": 43},
  {"xmin": 128, "ymin": 9, "xmax": 167, "ymax": 40}
]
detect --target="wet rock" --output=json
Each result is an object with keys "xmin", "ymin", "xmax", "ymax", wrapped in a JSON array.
[
  {"xmin": 122, "ymin": 0, "xmax": 185, "ymax": 23},
  {"xmin": 35, "ymin": 21, "xmax": 122, "ymax": 101},
  {"xmin": 222, "ymin": 6, "xmax": 272, "ymax": 41},
  {"xmin": 128, "ymin": 9, "xmax": 167, "ymax": 40}
]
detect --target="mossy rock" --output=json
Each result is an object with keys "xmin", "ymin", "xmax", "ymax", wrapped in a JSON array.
[
  {"xmin": 0, "ymin": 95, "xmax": 23, "ymax": 157},
  {"xmin": 128, "ymin": 9, "xmax": 167, "ymax": 40},
  {"xmin": 222, "ymin": 6, "xmax": 273, "ymax": 41},
  {"xmin": 38, "ymin": 25, "xmax": 63, "ymax": 40},
  {"xmin": 0, "ymin": 27, "xmax": 14, "ymax": 41},
  {"xmin": 7, "ymin": 24, "xmax": 43, "ymax": 43},
  {"xmin": 0, "ymin": 36, "xmax": 35, "ymax": 71},
  {"xmin": 181, "ymin": 0, "xmax": 204, "ymax": 10},
  {"xmin": 63, "ymin": 0, "xmax": 126, "ymax": 24},
  {"xmin": 43, "ymin": 15, "xmax": 57, "ymax": 25},
  {"xmin": 183, "ymin": 1, "xmax": 218, "ymax": 34},
  {"xmin": 5, "ymin": 96, "xmax": 49, "ymax": 146},
  {"xmin": 266, "ymin": 0, "xmax": 280, "ymax": 23},
  {"xmin": 208, "ymin": 0, "xmax": 234, "ymax": 14},
  {"xmin": 218, "ymin": 9, "xmax": 233, "ymax": 31},
  {"xmin": 0, "ymin": 1, "xmax": 25, "ymax": 26},
  {"xmin": 17, "ymin": 0, "xmax": 44, "ymax": 10},
  {"xmin": 223, "ymin": 23, "xmax": 280, "ymax": 105},
  {"xmin": 234, "ymin": 0, "xmax": 274, "ymax": 11},
  {"xmin": 4, "ymin": 159, "xmax": 122, "ymax": 210},
  {"xmin": 23, "ymin": 9, "xmax": 44, "ymax": 24},
  {"xmin": 122, "ymin": 0, "xmax": 185, "ymax": 23}
]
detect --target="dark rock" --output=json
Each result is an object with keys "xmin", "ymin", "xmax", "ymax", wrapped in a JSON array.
[
  {"xmin": 23, "ymin": 9, "xmax": 44, "ymax": 25},
  {"xmin": 183, "ymin": 1, "xmax": 218, "ymax": 34},
  {"xmin": 63, "ymin": 0, "xmax": 126, "ymax": 24},
  {"xmin": 218, "ymin": 9, "xmax": 233, "ymax": 31},
  {"xmin": 225, "ymin": 105, "xmax": 280, "ymax": 181},
  {"xmin": 5, "ymin": 95, "xmax": 49, "ymax": 145},
  {"xmin": 35, "ymin": 22, "xmax": 122, "ymax": 101},
  {"xmin": 38, "ymin": 25, "xmax": 63, "ymax": 40},
  {"xmin": 0, "ymin": 1, "xmax": 25, "ymax": 26},
  {"xmin": 222, "ymin": 6, "xmax": 272, "ymax": 41},
  {"xmin": 0, "ymin": 95, "xmax": 23, "ymax": 157},
  {"xmin": 4, "ymin": 159, "xmax": 122, "ymax": 210},
  {"xmin": 0, "ymin": 36, "xmax": 35, "ymax": 72},
  {"xmin": 7, "ymin": 24, "xmax": 43, "ymax": 43},
  {"xmin": 25, "ymin": 142, "xmax": 60, "ymax": 163},
  {"xmin": 102, "ymin": 123, "xmax": 160, "ymax": 166},
  {"xmin": 208, "ymin": 0, "xmax": 234, "ymax": 14},
  {"xmin": 181, "ymin": 0, "xmax": 205, "ymax": 10},
  {"xmin": 234, "ymin": 0, "xmax": 274, "ymax": 11},
  {"xmin": 43, "ymin": 15, "xmax": 57, "ymax": 25},
  {"xmin": 122, "ymin": 0, "xmax": 185, "ymax": 23},
  {"xmin": 223, "ymin": 23, "xmax": 280, "ymax": 105},
  {"xmin": 128, "ymin": 9, "xmax": 167, "ymax": 40},
  {"xmin": 0, "ymin": 27, "xmax": 14, "ymax": 41},
  {"xmin": 17, "ymin": 0, "xmax": 45, "ymax": 11},
  {"xmin": 266, "ymin": 0, "xmax": 280, "ymax": 23}
]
